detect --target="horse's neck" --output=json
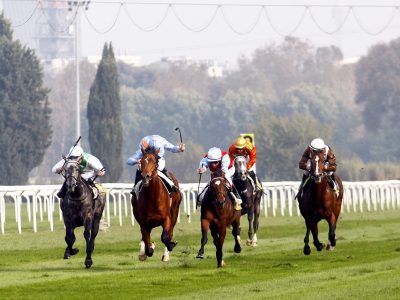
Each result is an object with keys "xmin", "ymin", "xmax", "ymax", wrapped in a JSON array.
[{"xmin": 69, "ymin": 180, "xmax": 89, "ymax": 199}]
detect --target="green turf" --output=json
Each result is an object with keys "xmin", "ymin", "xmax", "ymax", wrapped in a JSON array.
[{"xmin": 1, "ymin": 204, "xmax": 400, "ymax": 300}]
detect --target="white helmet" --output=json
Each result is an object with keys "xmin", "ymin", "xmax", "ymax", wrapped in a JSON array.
[
  {"xmin": 68, "ymin": 145, "xmax": 84, "ymax": 157},
  {"xmin": 207, "ymin": 147, "xmax": 222, "ymax": 162},
  {"xmin": 310, "ymin": 138, "xmax": 325, "ymax": 151}
]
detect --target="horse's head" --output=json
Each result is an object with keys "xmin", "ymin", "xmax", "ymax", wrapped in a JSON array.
[
  {"xmin": 309, "ymin": 149, "xmax": 326, "ymax": 183},
  {"xmin": 65, "ymin": 158, "xmax": 81, "ymax": 193},
  {"xmin": 208, "ymin": 177, "xmax": 228, "ymax": 208},
  {"xmin": 140, "ymin": 149, "xmax": 159, "ymax": 186},
  {"xmin": 234, "ymin": 156, "xmax": 247, "ymax": 181}
]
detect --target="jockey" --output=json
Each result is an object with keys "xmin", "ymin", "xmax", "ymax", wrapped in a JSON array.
[
  {"xmin": 52, "ymin": 145, "xmax": 106, "ymax": 199},
  {"xmin": 297, "ymin": 138, "xmax": 338, "ymax": 198},
  {"xmin": 228, "ymin": 136, "xmax": 262, "ymax": 190},
  {"xmin": 127, "ymin": 135, "xmax": 185, "ymax": 194},
  {"xmin": 197, "ymin": 147, "xmax": 242, "ymax": 210}
]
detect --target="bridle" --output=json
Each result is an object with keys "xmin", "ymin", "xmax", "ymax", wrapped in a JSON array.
[
  {"xmin": 310, "ymin": 153, "xmax": 327, "ymax": 183},
  {"xmin": 140, "ymin": 153, "xmax": 159, "ymax": 186},
  {"xmin": 209, "ymin": 177, "xmax": 227, "ymax": 208},
  {"xmin": 233, "ymin": 156, "xmax": 247, "ymax": 181}
]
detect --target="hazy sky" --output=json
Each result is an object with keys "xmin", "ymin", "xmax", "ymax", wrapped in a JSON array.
[{"xmin": 2, "ymin": 0, "xmax": 400, "ymax": 65}]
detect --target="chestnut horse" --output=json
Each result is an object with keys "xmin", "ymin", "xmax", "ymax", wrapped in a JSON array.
[
  {"xmin": 298, "ymin": 150, "xmax": 343, "ymax": 255},
  {"xmin": 232, "ymin": 156, "xmax": 262, "ymax": 246},
  {"xmin": 131, "ymin": 150, "xmax": 182, "ymax": 262},
  {"xmin": 61, "ymin": 158, "xmax": 105, "ymax": 268},
  {"xmin": 196, "ymin": 174, "xmax": 242, "ymax": 267}
]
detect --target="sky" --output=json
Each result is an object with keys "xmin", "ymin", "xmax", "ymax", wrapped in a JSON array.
[{"xmin": 2, "ymin": 0, "xmax": 400, "ymax": 65}]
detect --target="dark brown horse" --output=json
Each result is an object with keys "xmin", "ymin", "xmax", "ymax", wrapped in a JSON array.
[
  {"xmin": 232, "ymin": 156, "xmax": 262, "ymax": 246},
  {"xmin": 61, "ymin": 158, "xmax": 105, "ymax": 268},
  {"xmin": 298, "ymin": 150, "xmax": 343, "ymax": 255},
  {"xmin": 131, "ymin": 150, "xmax": 182, "ymax": 262},
  {"xmin": 196, "ymin": 174, "xmax": 242, "ymax": 267}
]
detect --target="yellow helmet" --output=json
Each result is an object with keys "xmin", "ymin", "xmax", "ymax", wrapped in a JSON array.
[{"xmin": 235, "ymin": 137, "xmax": 247, "ymax": 149}]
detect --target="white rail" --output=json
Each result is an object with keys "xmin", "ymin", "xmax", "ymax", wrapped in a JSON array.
[{"xmin": 0, "ymin": 180, "xmax": 399, "ymax": 234}]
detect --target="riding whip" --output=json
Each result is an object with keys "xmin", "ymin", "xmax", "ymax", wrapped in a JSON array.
[
  {"xmin": 175, "ymin": 127, "xmax": 183, "ymax": 143},
  {"xmin": 66, "ymin": 136, "xmax": 82, "ymax": 158}
]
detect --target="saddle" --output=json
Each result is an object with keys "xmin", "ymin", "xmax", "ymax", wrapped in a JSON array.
[{"xmin": 133, "ymin": 170, "xmax": 178, "ymax": 199}]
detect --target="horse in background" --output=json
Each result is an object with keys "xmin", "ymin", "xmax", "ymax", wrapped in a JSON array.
[
  {"xmin": 196, "ymin": 173, "xmax": 242, "ymax": 267},
  {"xmin": 232, "ymin": 156, "xmax": 262, "ymax": 246},
  {"xmin": 61, "ymin": 157, "xmax": 105, "ymax": 268},
  {"xmin": 298, "ymin": 150, "xmax": 343, "ymax": 255},
  {"xmin": 131, "ymin": 149, "xmax": 182, "ymax": 262}
]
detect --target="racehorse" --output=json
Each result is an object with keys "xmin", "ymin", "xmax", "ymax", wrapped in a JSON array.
[
  {"xmin": 131, "ymin": 149, "xmax": 182, "ymax": 262},
  {"xmin": 61, "ymin": 157, "xmax": 105, "ymax": 268},
  {"xmin": 196, "ymin": 173, "xmax": 242, "ymax": 267},
  {"xmin": 298, "ymin": 150, "xmax": 344, "ymax": 255},
  {"xmin": 232, "ymin": 156, "xmax": 262, "ymax": 246}
]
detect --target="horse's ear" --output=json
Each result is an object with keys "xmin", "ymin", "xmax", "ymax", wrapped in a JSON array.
[
  {"xmin": 141, "ymin": 147, "xmax": 145, "ymax": 155},
  {"xmin": 155, "ymin": 148, "xmax": 160, "ymax": 156}
]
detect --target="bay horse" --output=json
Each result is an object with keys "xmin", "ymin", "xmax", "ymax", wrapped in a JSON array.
[
  {"xmin": 298, "ymin": 150, "xmax": 343, "ymax": 255},
  {"xmin": 61, "ymin": 157, "xmax": 105, "ymax": 268},
  {"xmin": 232, "ymin": 156, "xmax": 262, "ymax": 246},
  {"xmin": 196, "ymin": 173, "xmax": 242, "ymax": 267},
  {"xmin": 131, "ymin": 149, "xmax": 182, "ymax": 262}
]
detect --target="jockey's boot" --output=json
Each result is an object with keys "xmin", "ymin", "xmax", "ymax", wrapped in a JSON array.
[
  {"xmin": 327, "ymin": 175, "xmax": 338, "ymax": 192},
  {"xmin": 161, "ymin": 169, "xmax": 179, "ymax": 192},
  {"xmin": 57, "ymin": 182, "xmax": 67, "ymax": 199},
  {"xmin": 296, "ymin": 174, "xmax": 308, "ymax": 200},
  {"xmin": 229, "ymin": 188, "xmax": 242, "ymax": 211}
]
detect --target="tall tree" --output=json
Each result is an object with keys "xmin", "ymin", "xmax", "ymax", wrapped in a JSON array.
[
  {"xmin": 0, "ymin": 13, "xmax": 52, "ymax": 185},
  {"xmin": 87, "ymin": 43, "xmax": 122, "ymax": 182}
]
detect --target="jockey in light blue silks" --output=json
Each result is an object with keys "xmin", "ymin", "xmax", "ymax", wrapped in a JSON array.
[{"xmin": 127, "ymin": 135, "xmax": 185, "ymax": 195}]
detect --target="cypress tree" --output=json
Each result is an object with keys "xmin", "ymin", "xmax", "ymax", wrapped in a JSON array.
[
  {"xmin": 0, "ymin": 13, "xmax": 52, "ymax": 185},
  {"xmin": 87, "ymin": 43, "xmax": 122, "ymax": 182}
]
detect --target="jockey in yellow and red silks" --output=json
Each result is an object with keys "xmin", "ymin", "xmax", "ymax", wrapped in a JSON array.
[{"xmin": 228, "ymin": 136, "xmax": 261, "ymax": 190}]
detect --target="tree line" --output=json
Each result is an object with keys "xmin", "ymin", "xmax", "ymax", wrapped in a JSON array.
[{"xmin": 1, "ymin": 13, "xmax": 399, "ymax": 185}]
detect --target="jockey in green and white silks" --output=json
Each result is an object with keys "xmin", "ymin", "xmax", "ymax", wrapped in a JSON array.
[
  {"xmin": 52, "ymin": 145, "xmax": 105, "ymax": 199},
  {"xmin": 52, "ymin": 146, "xmax": 104, "ymax": 182}
]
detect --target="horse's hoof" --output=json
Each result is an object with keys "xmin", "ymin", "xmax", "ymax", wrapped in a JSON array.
[
  {"xmin": 63, "ymin": 253, "xmax": 70, "ymax": 259},
  {"xmin": 161, "ymin": 254, "xmax": 170, "ymax": 262},
  {"xmin": 246, "ymin": 239, "xmax": 253, "ymax": 246},
  {"xmin": 196, "ymin": 253, "xmax": 204, "ymax": 259},
  {"xmin": 316, "ymin": 243, "xmax": 325, "ymax": 251},
  {"xmin": 303, "ymin": 245, "xmax": 311, "ymax": 255},
  {"xmin": 218, "ymin": 260, "xmax": 225, "ymax": 268},
  {"xmin": 167, "ymin": 241, "xmax": 177, "ymax": 252},
  {"xmin": 138, "ymin": 254, "xmax": 147, "ymax": 261},
  {"xmin": 234, "ymin": 244, "xmax": 242, "ymax": 253},
  {"xmin": 71, "ymin": 248, "xmax": 79, "ymax": 255},
  {"xmin": 326, "ymin": 243, "xmax": 335, "ymax": 251},
  {"xmin": 85, "ymin": 259, "xmax": 93, "ymax": 269}
]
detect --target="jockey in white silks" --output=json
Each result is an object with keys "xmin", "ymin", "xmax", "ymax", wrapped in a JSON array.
[{"xmin": 196, "ymin": 147, "xmax": 241, "ymax": 210}]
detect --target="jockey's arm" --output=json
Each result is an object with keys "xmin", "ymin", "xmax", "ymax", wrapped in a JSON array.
[
  {"xmin": 52, "ymin": 159, "xmax": 65, "ymax": 174},
  {"xmin": 324, "ymin": 149, "xmax": 337, "ymax": 172},
  {"xmin": 126, "ymin": 148, "xmax": 143, "ymax": 166},
  {"xmin": 299, "ymin": 148, "xmax": 311, "ymax": 171},
  {"xmin": 247, "ymin": 147, "xmax": 257, "ymax": 170}
]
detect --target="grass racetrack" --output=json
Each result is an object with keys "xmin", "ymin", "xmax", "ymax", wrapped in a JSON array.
[{"xmin": 1, "ymin": 204, "xmax": 400, "ymax": 300}]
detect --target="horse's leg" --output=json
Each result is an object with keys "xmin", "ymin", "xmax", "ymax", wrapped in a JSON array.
[
  {"xmin": 83, "ymin": 217, "xmax": 94, "ymax": 268},
  {"xmin": 253, "ymin": 192, "xmax": 261, "ymax": 246},
  {"xmin": 211, "ymin": 224, "xmax": 226, "ymax": 268},
  {"xmin": 246, "ymin": 208, "xmax": 254, "ymax": 246},
  {"xmin": 141, "ymin": 226, "xmax": 154, "ymax": 257},
  {"xmin": 326, "ymin": 214, "xmax": 337, "ymax": 250},
  {"xmin": 232, "ymin": 216, "xmax": 242, "ymax": 254},
  {"xmin": 310, "ymin": 220, "xmax": 324, "ymax": 251},
  {"xmin": 196, "ymin": 218, "xmax": 210, "ymax": 259},
  {"xmin": 64, "ymin": 223, "xmax": 79, "ymax": 259},
  {"xmin": 161, "ymin": 216, "xmax": 176, "ymax": 251},
  {"xmin": 303, "ymin": 219, "xmax": 311, "ymax": 255}
]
